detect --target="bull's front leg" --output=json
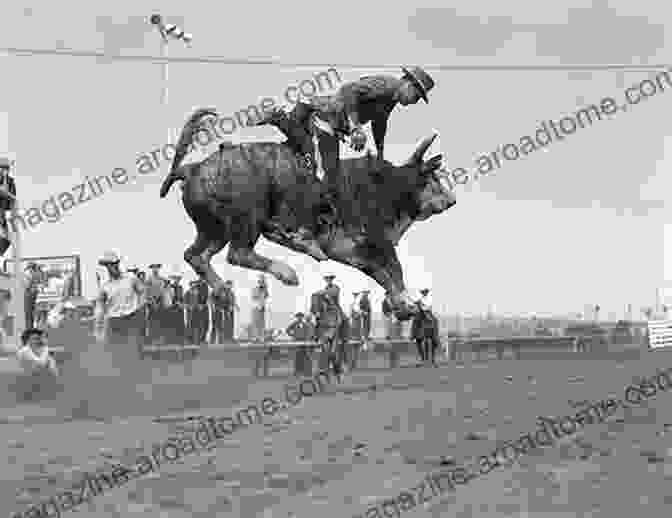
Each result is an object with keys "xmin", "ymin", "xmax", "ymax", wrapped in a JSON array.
[
  {"xmin": 184, "ymin": 232, "xmax": 228, "ymax": 294},
  {"xmin": 329, "ymin": 237, "xmax": 417, "ymax": 320}
]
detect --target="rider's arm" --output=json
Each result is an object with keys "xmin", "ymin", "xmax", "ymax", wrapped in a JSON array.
[{"xmin": 339, "ymin": 76, "xmax": 401, "ymax": 133}]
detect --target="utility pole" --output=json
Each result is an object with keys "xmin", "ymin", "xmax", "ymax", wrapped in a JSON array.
[{"xmin": 149, "ymin": 14, "xmax": 192, "ymax": 157}]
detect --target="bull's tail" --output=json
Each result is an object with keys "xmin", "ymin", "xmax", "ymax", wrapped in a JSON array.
[
  {"xmin": 159, "ymin": 107, "xmax": 219, "ymax": 198},
  {"xmin": 159, "ymin": 165, "xmax": 188, "ymax": 198}
]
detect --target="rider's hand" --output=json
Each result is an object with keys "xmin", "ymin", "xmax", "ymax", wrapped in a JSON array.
[{"xmin": 350, "ymin": 128, "xmax": 367, "ymax": 152}]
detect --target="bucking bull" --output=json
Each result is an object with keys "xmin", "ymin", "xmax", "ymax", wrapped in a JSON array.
[{"xmin": 159, "ymin": 108, "xmax": 456, "ymax": 320}]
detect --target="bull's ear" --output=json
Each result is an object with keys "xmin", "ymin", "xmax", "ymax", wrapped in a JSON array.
[{"xmin": 405, "ymin": 133, "xmax": 438, "ymax": 166}]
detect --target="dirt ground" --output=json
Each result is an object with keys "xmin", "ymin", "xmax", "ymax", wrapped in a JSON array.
[{"xmin": 3, "ymin": 349, "xmax": 672, "ymax": 517}]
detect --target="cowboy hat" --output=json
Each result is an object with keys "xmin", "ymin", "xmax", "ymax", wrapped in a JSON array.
[
  {"xmin": 401, "ymin": 66, "xmax": 435, "ymax": 104},
  {"xmin": 323, "ymin": 274, "xmax": 336, "ymax": 280},
  {"xmin": 167, "ymin": 265, "xmax": 183, "ymax": 278},
  {"xmin": 148, "ymin": 263, "xmax": 162, "ymax": 269},
  {"xmin": 99, "ymin": 251, "xmax": 120, "ymax": 265},
  {"xmin": 295, "ymin": 312, "xmax": 305, "ymax": 318},
  {"xmin": 126, "ymin": 264, "xmax": 139, "ymax": 272}
]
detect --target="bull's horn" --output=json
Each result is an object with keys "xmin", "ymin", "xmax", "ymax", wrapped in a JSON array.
[{"xmin": 405, "ymin": 133, "xmax": 438, "ymax": 166}]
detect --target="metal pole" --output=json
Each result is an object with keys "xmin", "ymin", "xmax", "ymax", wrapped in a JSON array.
[
  {"xmin": 9, "ymin": 162, "xmax": 25, "ymax": 340},
  {"xmin": 160, "ymin": 36, "xmax": 169, "ymax": 145}
]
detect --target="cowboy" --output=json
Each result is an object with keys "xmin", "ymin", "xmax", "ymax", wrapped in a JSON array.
[
  {"xmin": 185, "ymin": 279, "xmax": 209, "ymax": 346},
  {"xmin": 311, "ymin": 274, "xmax": 347, "ymax": 380},
  {"xmin": 0, "ymin": 157, "xmax": 16, "ymax": 257},
  {"xmin": 24, "ymin": 262, "xmax": 40, "ymax": 329},
  {"xmin": 359, "ymin": 290, "xmax": 372, "ymax": 342},
  {"xmin": 250, "ymin": 274, "xmax": 269, "ymax": 342},
  {"xmin": 259, "ymin": 67, "xmax": 435, "ymax": 245},
  {"xmin": 286, "ymin": 311, "xmax": 315, "ymax": 377},
  {"xmin": 411, "ymin": 288, "xmax": 440, "ymax": 366},
  {"xmin": 350, "ymin": 291, "xmax": 362, "ymax": 340},
  {"xmin": 145, "ymin": 263, "xmax": 168, "ymax": 344},
  {"xmin": 165, "ymin": 268, "xmax": 186, "ymax": 344},
  {"xmin": 382, "ymin": 294, "xmax": 403, "ymax": 340},
  {"xmin": 210, "ymin": 279, "xmax": 237, "ymax": 343},
  {"xmin": 95, "ymin": 251, "xmax": 146, "ymax": 358}
]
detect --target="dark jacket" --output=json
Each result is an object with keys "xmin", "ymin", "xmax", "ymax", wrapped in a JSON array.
[
  {"xmin": 359, "ymin": 295, "xmax": 371, "ymax": 315},
  {"xmin": 185, "ymin": 283, "xmax": 208, "ymax": 308}
]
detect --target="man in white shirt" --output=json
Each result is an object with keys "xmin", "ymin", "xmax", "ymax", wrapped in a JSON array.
[{"xmin": 95, "ymin": 251, "xmax": 145, "ymax": 358}]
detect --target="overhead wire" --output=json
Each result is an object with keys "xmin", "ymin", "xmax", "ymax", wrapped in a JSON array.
[{"xmin": 0, "ymin": 46, "xmax": 669, "ymax": 72}]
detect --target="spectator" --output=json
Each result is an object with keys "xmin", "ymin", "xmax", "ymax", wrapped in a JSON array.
[
  {"xmin": 94, "ymin": 251, "xmax": 146, "ymax": 359},
  {"xmin": 359, "ymin": 290, "xmax": 372, "ymax": 342},
  {"xmin": 210, "ymin": 280, "xmax": 238, "ymax": 344},
  {"xmin": 46, "ymin": 300, "xmax": 77, "ymax": 329},
  {"xmin": 16, "ymin": 327, "xmax": 59, "ymax": 378},
  {"xmin": 60, "ymin": 264, "xmax": 77, "ymax": 302},
  {"xmin": 0, "ymin": 157, "xmax": 16, "ymax": 258},
  {"xmin": 311, "ymin": 274, "xmax": 347, "ymax": 379},
  {"xmin": 165, "ymin": 270, "xmax": 186, "ymax": 344},
  {"xmin": 223, "ymin": 280, "xmax": 238, "ymax": 341},
  {"xmin": 382, "ymin": 294, "xmax": 403, "ymax": 339},
  {"xmin": 350, "ymin": 292, "xmax": 362, "ymax": 340},
  {"xmin": 286, "ymin": 312, "xmax": 314, "ymax": 376},
  {"xmin": 185, "ymin": 279, "xmax": 209, "ymax": 345},
  {"xmin": 24, "ymin": 262, "xmax": 40, "ymax": 330},
  {"xmin": 250, "ymin": 275, "xmax": 269, "ymax": 342},
  {"xmin": 145, "ymin": 263, "xmax": 167, "ymax": 345}
]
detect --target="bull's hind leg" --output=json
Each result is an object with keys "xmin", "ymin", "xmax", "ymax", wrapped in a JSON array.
[{"xmin": 227, "ymin": 215, "xmax": 299, "ymax": 286}]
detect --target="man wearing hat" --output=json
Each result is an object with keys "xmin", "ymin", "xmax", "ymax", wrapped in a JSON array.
[
  {"xmin": 185, "ymin": 278, "xmax": 209, "ymax": 346},
  {"xmin": 145, "ymin": 263, "xmax": 168, "ymax": 345},
  {"xmin": 261, "ymin": 66, "xmax": 435, "ymax": 246},
  {"xmin": 95, "ymin": 251, "xmax": 146, "ymax": 357},
  {"xmin": 0, "ymin": 157, "xmax": 16, "ymax": 258},
  {"xmin": 250, "ymin": 275, "xmax": 269, "ymax": 342},
  {"xmin": 311, "ymin": 274, "xmax": 347, "ymax": 379},
  {"xmin": 359, "ymin": 290, "xmax": 372, "ymax": 343},
  {"xmin": 165, "ymin": 269, "xmax": 186, "ymax": 344},
  {"xmin": 411, "ymin": 288, "xmax": 440, "ymax": 366},
  {"xmin": 210, "ymin": 279, "xmax": 238, "ymax": 344},
  {"xmin": 286, "ymin": 311, "xmax": 315, "ymax": 376},
  {"xmin": 349, "ymin": 292, "xmax": 362, "ymax": 341},
  {"xmin": 24, "ymin": 262, "xmax": 41, "ymax": 330}
]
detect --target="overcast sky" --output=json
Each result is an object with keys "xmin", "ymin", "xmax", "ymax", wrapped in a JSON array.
[{"xmin": 0, "ymin": 0, "xmax": 669, "ymax": 321}]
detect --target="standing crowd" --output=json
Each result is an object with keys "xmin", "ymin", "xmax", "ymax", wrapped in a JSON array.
[{"xmin": 94, "ymin": 253, "xmax": 240, "ymax": 349}]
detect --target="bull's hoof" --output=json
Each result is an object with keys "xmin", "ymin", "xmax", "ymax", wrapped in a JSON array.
[{"xmin": 270, "ymin": 263, "xmax": 299, "ymax": 286}]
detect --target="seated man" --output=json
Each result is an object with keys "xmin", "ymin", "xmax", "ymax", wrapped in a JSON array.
[{"xmin": 15, "ymin": 328, "xmax": 60, "ymax": 400}]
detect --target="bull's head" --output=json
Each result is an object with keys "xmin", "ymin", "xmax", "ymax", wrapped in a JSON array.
[{"xmin": 404, "ymin": 134, "xmax": 456, "ymax": 221}]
